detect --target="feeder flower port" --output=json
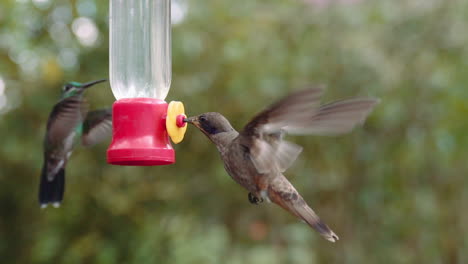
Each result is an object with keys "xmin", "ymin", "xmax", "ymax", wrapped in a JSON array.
[{"xmin": 107, "ymin": 0, "xmax": 187, "ymax": 166}]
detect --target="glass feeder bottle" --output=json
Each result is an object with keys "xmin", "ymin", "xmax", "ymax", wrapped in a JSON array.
[
  {"xmin": 107, "ymin": 0, "xmax": 176, "ymax": 166},
  {"xmin": 110, "ymin": 0, "xmax": 171, "ymax": 100}
]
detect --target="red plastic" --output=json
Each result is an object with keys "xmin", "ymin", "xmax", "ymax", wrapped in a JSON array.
[
  {"xmin": 107, "ymin": 98, "xmax": 175, "ymax": 166},
  {"xmin": 176, "ymin": 114, "xmax": 186, "ymax": 128}
]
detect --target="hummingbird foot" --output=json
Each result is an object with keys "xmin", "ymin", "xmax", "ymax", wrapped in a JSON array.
[{"xmin": 248, "ymin": 192, "xmax": 264, "ymax": 205}]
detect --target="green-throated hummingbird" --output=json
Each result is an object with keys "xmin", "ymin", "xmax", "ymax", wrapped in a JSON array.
[
  {"xmin": 39, "ymin": 79, "xmax": 112, "ymax": 208},
  {"xmin": 185, "ymin": 87, "xmax": 379, "ymax": 242}
]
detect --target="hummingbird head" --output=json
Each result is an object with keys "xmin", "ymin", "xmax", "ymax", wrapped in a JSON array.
[
  {"xmin": 185, "ymin": 112, "xmax": 238, "ymax": 147},
  {"xmin": 61, "ymin": 79, "xmax": 106, "ymax": 99}
]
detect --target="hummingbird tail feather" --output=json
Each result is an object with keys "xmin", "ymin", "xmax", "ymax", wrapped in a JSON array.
[
  {"xmin": 295, "ymin": 204, "xmax": 339, "ymax": 243},
  {"xmin": 39, "ymin": 166, "xmax": 65, "ymax": 208},
  {"xmin": 268, "ymin": 184, "xmax": 339, "ymax": 243}
]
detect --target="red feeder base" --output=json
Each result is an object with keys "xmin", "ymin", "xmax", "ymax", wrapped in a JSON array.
[{"xmin": 107, "ymin": 98, "xmax": 175, "ymax": 166}]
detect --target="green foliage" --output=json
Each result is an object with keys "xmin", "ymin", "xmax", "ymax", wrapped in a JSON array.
[{"xmin": 1, "ymin": 0, "xmax": 467, "ymax": 263}]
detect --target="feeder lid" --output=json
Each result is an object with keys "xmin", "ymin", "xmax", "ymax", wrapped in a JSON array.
[{"xmin": 166, "ymin": 101, "xmax": 187, "ymax": 144}]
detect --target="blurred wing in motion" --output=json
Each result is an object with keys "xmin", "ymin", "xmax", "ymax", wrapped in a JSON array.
[
  {"xmin": 284, "ymin": 98, "xmax": 380, "ymax": 135},
  {"xmin": 242, "ymin": 87, "xmax": 379, "ymax": 174},
  {"xmin": 81, "ymin": 108, "xmax": 112, "ymax": 147},
  {"xmin": 242, "ymin": 88, "xmax": 323, "ymax": 173},
  {"xmin": 249, "ymin": 137, "xmax": 303, "ymax": 174},
  {"xmin": 46, "ymin": 95, "xmax": 87, "ymax": 146},
  {"xmin": 243, "ymin": 87, "xmax": 324, "ymax": 136}
]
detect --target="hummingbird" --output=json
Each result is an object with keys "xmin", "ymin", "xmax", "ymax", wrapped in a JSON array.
[
  {"xmin": 185, "ymin": 87, "xmax": 379, "ymax": 242},
  {"xmin": 39, "ymin": 79, "xmax": 112, "ymax": 208}
]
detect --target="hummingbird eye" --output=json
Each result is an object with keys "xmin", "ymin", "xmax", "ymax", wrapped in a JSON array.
[
  {"xmin": 63, "ymin": 85, "xmax": 72, "ymax": 92},
  {"xmin": 199, "ymin": 115, "xmax": 207, "ymax": 122}
]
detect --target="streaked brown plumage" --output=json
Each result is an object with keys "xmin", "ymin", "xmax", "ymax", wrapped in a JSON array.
[{"xmin": 186, "ymin": 87, "xmax": 379, "ymax": 242}]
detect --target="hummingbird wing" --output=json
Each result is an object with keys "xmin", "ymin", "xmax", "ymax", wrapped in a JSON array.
[
  {"xmin": 243, "ymin": 87, "xmax": 324, "ymax": 135},
  {"xmin": 248, "ymin": 136, "xmax": 303, "ymax": 174},
  {"xmin": 46, "ymin": 95, "xmax": 87, "ymax": 146},
  {"xmin": 81, "ymin": 108, "xmax": 112, "ymax": 147},
  {"xmin": 241, "ymin": 87, "xmax": 379, "ymax": 173},
  {"xmin": 267, "ymin": 175, "xmax": 339, "ymax": 242},
  {"xmin": 283, "ymin": 97, "xmax": 381, "ymax": 135}
]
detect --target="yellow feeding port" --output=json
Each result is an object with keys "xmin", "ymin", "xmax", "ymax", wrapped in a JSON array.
[{"xmin": 166, "ymin": 101, "xmax": 187, "ymax": 144}]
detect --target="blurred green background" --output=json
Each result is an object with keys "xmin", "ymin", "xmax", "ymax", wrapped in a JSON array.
[{"xmin": 1, "ymin": 0, "xmax": 468, "ymax": 263}]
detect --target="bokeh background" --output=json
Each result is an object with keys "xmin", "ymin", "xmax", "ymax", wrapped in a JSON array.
[{"xmin": 1, "ymin": 0, "xmax": 467, "ymax": 263}]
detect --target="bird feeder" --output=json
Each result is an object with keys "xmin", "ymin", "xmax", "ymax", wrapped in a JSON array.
[{"xmin": 107, "ymin": 0, "xmax": 187, "ymax": 166}]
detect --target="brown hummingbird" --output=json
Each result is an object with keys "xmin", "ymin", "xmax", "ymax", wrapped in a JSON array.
[{"xmin": 185, "ymin": 87, "xmax": 379, "ymax": 242}]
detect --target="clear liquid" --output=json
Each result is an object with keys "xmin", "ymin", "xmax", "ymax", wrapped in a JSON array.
[{"xmin": 110, "ymin": 0, "xmax": 171, "ymax": 100}]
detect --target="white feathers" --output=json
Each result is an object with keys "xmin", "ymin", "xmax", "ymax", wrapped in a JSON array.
[
  {"xmin": 40, "ymin": 202, "xmax": 62, "ymax": 209},
  {"xmin": 47, "ymin": 159, "xmax": 64, "ymax": 181},
  {"xmin": 260, "ymin": 190, "xmax": 271, "ymax": 203}
]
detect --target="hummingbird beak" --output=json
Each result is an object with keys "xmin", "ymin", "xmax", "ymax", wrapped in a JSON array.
[
  {"xmin": 81, "ymin": 79, "xmax": 107, "ymax": 89},
  {"xmin": 184, "ymin": 116, "xmax": 200, "ymax": 128}
]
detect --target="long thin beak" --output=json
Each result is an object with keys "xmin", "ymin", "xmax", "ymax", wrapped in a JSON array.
[
  {"xmin": 184, "ymin": 116, "xmax": 198, "ymax": 125},
  {"xmin": 82, "ymin": 79, "xmax": 107, "ymax": 89}
]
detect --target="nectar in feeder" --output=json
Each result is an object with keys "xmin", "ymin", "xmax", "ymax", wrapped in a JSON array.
[{"xmin": 107, "ymin": 0, "xmax": 184, "ymax": 166}]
